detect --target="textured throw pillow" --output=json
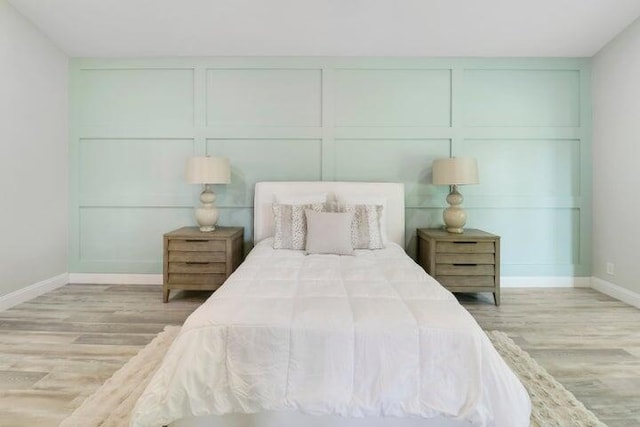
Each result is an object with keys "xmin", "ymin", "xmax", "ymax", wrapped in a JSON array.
[
  {"xmin": 336, "ymin": 195, "xmax": 388, "ymax": 244},
  {"xmin": 304, "ymin": 210, "xmax": 354, "ymax": 255},
  {"xmin": 273, "ymin": 202, "xmax": 324, "ymax": 250},
  {"xmin": 342, "ymin": 204, "xmax": 384, "ymax": 249}
]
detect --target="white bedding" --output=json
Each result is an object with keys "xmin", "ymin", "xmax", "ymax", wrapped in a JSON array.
[{"xmin": 131, "ymin": 239, "xmax": 530, "ymax": 427}]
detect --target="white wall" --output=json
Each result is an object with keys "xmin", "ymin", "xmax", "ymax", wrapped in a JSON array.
[
  {"xmin": 0, "ymin": 1, "xmax": 68, "ymax": 298},
  {"xmin": 592, "ymin": 17, "xmax": 640, "ymax": 293}
]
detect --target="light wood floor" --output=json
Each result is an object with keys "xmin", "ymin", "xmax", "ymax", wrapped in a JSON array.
[{"xmin": 0, "ymin": 285, "xmax": 638, "ymax": 427}]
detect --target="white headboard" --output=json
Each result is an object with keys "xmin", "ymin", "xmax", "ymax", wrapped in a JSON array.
[{"xmin": 254, "ymin": 181, "xmax": 405, "ymax": 247}]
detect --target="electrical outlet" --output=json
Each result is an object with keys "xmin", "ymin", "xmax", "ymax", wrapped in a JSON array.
[{"xmin": 606, "ymin": 262, "xmax": 615, "ymax": 275}]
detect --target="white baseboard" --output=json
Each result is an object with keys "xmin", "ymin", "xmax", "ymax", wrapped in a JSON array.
[
  {"xmin": 590, "ymin": 277, "xmax": 640, "ymax": 309},
  {"xmin": 502, "ymin": 276, "xmax": 591, "ymax": 288},
  {"xmin": 68, "ymin": 273, "xmax": 590, "ymax": 288},
  {"xmin": 4, "ymin": 273, "xmax": 638, "ymax": 312},
  {"xmin": 68, "ymin": 273, "xmax": 162, "ymax": 285},
  {"xmin": 0, "ymin": 273, "xmax": 69, "ymax": 311}
]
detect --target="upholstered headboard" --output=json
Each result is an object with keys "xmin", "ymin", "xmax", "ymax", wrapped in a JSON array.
[{"xmin": 253, "ymin": 181, "xmax": 405, "ymax": 247}]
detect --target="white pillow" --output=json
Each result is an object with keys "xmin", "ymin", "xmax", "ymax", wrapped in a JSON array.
[
  {"xmin": 274, "ymin": 193, "xmax": 327, "ymax": 205},
  {"xmin": 273, "ymin": 202, "xmax": 324, "ymax": 250},
  {"xmin": 304, "ymin": 210, "xmax": 354, "ymax": 255},
  {"xmin": 335, "ymin": 194, "xmax": 387, "ymax": 245}
]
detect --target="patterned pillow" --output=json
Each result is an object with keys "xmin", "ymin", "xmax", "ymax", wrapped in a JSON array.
[
  {"xmin": 336, "ymin": 195, "xmax": 388, "ymax": 244},
  {"xmin": 342, "ymin": 204, "xmax": 384, "ymax": 249},
  {"xmin": 273, "ymin": 202, "xmax": 324, "ymax": 250}
]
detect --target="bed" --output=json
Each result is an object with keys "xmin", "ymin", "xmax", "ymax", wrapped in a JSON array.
[{"xmin": 131, "ymin": 181, "xmax": 531, "ymax": 427}]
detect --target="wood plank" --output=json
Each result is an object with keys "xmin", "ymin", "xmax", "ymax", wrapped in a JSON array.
[
  {"xmin": 0, "ymin": 284, "xmax": 639, "ymax": 427},
  {"xmin": 0, "ymin": 283, "xmax": 203, "ymax": 427},
  {"xmin": 437, "ymin": 275, "xmax": 495, "ymax": 286},
  {"xmin": 168, "ymin": 262, "xmax": 226, "ymax": 274},
  {"xmin": 435, "ymin": 253, "xmax": 494, "ymax": 264},
  {"xmin": 436, "ymin": 264, "xmax": 495, "ymax": 275},
  {"xmin": 169, "ymin": 251, "xmax": 226, "ymax": 262},
  {"xmin": 168, "ymin": 240, "xmax": 226, "ymax": 252},
  {"xmin": 167, "ymin": 273, "xmax": 226, "ymax": 285},
  {"xmin": 437, "ymin": 241, "xmax": 495, "ymax": 254}
]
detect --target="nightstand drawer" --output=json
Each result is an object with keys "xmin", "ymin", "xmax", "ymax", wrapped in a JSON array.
[
  {"xmin": 437, "ymin": 275, "xmax": 495, "ymax": 287},
  {"xmin": 168, "ymin": 239, "xmax": 226, "ymax": 252},
  {"xmin": 168, "ymin": 262, "xmax": 226, "ymax": 274},
  {"xmin": 169, "ymin": 251, "xmax": 227, "ymax": 263},
  {"xmin": 168, "ymin": 273, "xmax": 227, "ymax": 285},
  {"xmin": 437, "ymin": 241, "xmax": 495, "ymax": 254},
  {"xmin": 435, "ymin": 253, "xmax": 494, "ymax": 264},
  {"xmin": 436, "ymin": 264, "xmax": 494, "ymax": 275}
]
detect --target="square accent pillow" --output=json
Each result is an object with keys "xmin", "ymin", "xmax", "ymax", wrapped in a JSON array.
[
  {"xmin": 342, "ymin": 204, "xmax": 384, "ymax": 249},
  {"xmin": 273, "ymin": 202, "xmax": 324, "ymax": 249},
  {"xmin": 305, "ymin": 210, "xmax": 354, "ymax": 255}
]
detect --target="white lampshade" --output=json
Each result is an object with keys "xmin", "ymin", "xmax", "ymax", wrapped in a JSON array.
[
  {"xmin": 185, "ymin": 156, "xmax": 231, "ymax": 184},
  {"xmin": 432, "ymin": 157, "xmax": 479, "ymax": 186}
]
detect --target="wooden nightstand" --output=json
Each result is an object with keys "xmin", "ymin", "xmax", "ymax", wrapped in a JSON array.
[
  {"xmin": 163, "ymin": 226, "xmax": 243, "ymax": 303},
  {"xmin": 417, "ymin": 228, "xmax": 501, "ymax": 305}
]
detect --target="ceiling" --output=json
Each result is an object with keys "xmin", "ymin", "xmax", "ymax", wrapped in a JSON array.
[{"xmin": 8, "ymin": 0, "xmax": 640, "ymax": 57}]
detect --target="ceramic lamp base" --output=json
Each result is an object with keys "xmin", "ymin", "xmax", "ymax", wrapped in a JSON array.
[
  {"xmin": 443, "ymin": 185, "xmax": 467, "ymax": 234},
  {"xmin": 194, "ymin": 184, "xmax": 219, "ymax": 232}
]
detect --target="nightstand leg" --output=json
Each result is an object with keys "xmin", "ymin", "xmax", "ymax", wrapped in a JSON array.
[
  {"xmin": 493, "ymin": 291, "xmax": 500, "ymax": 306},
  {"xmin": 163, "ymin": 288, "xmax": 170, "ymax": 303}
]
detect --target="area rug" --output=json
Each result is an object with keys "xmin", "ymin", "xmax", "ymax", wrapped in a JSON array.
[
  {"xmin": 488, "ymin": 331, "xmax": 606, "ymax": 427},
  {"xmin": 60, "ymin": 327, "xmax": 606, "ymax": 427},
  {"xmin": 59, "ymin": 326, "xmax": 181, "ymax": 427}
]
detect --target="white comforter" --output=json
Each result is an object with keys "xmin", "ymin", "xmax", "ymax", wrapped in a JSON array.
[{"xmin": 131, "ymin": 239, "xmax": 530, "ymax": 427}]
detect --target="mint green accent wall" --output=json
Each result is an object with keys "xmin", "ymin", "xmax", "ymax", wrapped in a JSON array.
[
  {"xmin": 334, "ymin": 139, "xmax": 449, "ymax": 205},
  {"xmin": 69, "ymin": 57, "xmax": 591, "ymax": 276},
  {"xmin": 334, "ymin": 69, "xmax": 452, "ymax": 126},
  {"xmin": 77, "ymin": 69, "xmax": 194, "ymax": 128},
  {"xmin": 79, "ymin": 138, "xmax": 195, "ymax": 206},
  {"xmin": 459, "ymin": 139, "xmax": 581, "ymax": 197},
  {"xmin": 207, "ymin": 138, "xmax": 323, "ymax": 207},
  {"xmin": 463, "ymin": 69, "xmax": 581, "ymax": 126},
  {"xmin": 207, "ymin": 69, "xmax": 322, "ymax": 127}
]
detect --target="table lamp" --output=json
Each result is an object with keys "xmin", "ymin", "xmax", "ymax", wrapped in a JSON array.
[
  {"xmin": 185, "ymin": 156, "xmax": 230, "ymax": 232},
  {"xmin": 432, "ymin": 157, "xmax": 479, "ymax": 234}
]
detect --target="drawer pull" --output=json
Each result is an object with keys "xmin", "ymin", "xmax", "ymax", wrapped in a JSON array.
[
  {"xmin": 185, "ymin": 261, "xmax": 209, "ymax": 265},
  {"xmin": 453, "ymin": 263, "xmax": 477, "ymax": 266}
]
